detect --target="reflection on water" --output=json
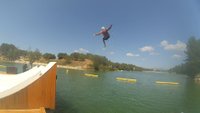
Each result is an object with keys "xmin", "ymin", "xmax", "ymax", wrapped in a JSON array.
[{"xmin": 55, "ymin": 68, "xmax": 200, "ymax": 113}]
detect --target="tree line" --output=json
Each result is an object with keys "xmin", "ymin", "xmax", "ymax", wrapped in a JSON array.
[
  {"xmin": 0, "ymin": 43, "xmax": 147, "ymax": 71},
  {"xmin": 169, "ymin": 37, "xmax": 200, "ymax": 77}
]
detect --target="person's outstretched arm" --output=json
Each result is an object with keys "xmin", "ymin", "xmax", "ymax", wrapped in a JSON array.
[
  {"xmin": 95, "ymin": 31, "xmax": 102, "ymax": 36},
  {"xmin": 107, "ymin": 24, "xmax": 112, "ymax": 31}
]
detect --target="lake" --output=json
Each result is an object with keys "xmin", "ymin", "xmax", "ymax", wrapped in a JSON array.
[
  {"xmin": 55, "ymin": 68, "xmax": 200, "ymax": 113},
  {"xmin": 1, "ymin": 62, "xmax": 200, "ymax": 113}
]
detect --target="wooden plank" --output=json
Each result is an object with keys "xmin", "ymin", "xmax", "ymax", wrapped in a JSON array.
[
  {"xmin": 28, "ymin": 64, "xmax": 57, "ymax": 109},
  {"xmin": 0, "ymin": 107, "xmax": 46, "ymax": 113},
  {"xmin": 40, "ymin": 107, "xmax": 46, "ymax": 113},
  {"xmin": 0, "ymin": 88, "xmax": 28, "ymax": 109}
]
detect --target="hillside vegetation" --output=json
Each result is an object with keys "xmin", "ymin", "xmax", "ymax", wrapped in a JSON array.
[{"xmin": 0, "ymin": 43, "xmax": 150, "ymax": 71}]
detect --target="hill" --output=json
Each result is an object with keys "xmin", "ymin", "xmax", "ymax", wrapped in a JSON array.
[{"xmin": 0, "ymin": 43, "xmax": 151, "ymax": 71}]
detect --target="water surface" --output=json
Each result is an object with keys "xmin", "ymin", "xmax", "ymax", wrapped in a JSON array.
[
  {"xmin": 55, "ymin": 69, "xmax": 200, "ymax": 113},
  {"xmin": 1, "ymin": 62, "xmax": 199, "ymax": 113}
]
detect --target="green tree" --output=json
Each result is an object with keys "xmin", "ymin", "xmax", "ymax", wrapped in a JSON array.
[
  {"xmin": 43, "ymin": 53, "xmax": 56, "ymax": 60},
  {"xmin": 18, "ymin": 50, "xmax": 28, "ymax": 58},
  {"xmin": 70, "ymin": 52, "xmax": 86, "ymax": 61},
  {"xmin": 57, "ymin": 53, "xmax": 69, "ymax": 59},
  {"xmin": 92, "ymin": 55, "xmax": 109, "ymax": 71},
  {"xmin": 0, "ymin": 43, "xmax": 21, "ymax": 61},
  {"xmin": 185, "ymin": 37, "xmax": 200, "ymax": 76},
  {"xmin": 170, "ymin": 37, "xmax": 200, "ymax": 77},
  {"xmin": 57, "ymin": 53, "xmax": 72, "ymax": 65},
  {"xmin": 28, "ymin": 49, "xmax": 42, "ymax": 67}
]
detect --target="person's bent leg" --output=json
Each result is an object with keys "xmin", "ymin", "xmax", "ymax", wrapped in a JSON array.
[{"xmin": 103, "ymin": 39, "xmax": 106, "ymax": 47}]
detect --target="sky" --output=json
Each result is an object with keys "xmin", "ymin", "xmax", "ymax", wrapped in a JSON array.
[{"xmin": 0, "ymin": 0, "xmax": 200, "ymax": 69}]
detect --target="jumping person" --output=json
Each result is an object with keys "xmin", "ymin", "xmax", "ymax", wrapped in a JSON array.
[{"xmin": 94, "ymin": 25, "xmax": 112, "ymax": 47}]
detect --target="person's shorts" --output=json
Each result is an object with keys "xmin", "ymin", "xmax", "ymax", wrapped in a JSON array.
[{"xmin": 103, "ymin": 36, "xmax": 110, "ymax": 40}]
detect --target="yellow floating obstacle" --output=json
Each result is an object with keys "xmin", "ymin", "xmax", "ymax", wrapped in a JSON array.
[
  {"xmin": 0, "ymin": 65, "xmax": 6, "ymax": 68},
  {"xmin": 116, "ymin": 77, "xmax": 137, "ymax": 83},
  {"xmin": 156, "ymin": 81, "xmax": 179, "ymax": 85},
  {"xmin": 84, "ymin": 73, "xmax": 98, "ymax": 78}
]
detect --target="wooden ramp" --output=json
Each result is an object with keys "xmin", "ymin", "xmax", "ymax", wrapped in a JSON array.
[
  {"xmin": 0, "ymin": 107, "xmax": 46, "ymax": 113},
  {"xmin": 0, "ymin": 62, "xmax": 57, "ymax": 109}
]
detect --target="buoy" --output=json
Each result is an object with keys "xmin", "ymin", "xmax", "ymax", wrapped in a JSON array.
[
  {"xmin": 84, "ymin": 73, "xmax": 98, "ymax": 78},
  {"xmin": 116, "ymin": 77, "xmax": 137, "ymax": 83},
  {"xmin": 156, "ymin": 81, "xmax": 179, "ymax": 85}
]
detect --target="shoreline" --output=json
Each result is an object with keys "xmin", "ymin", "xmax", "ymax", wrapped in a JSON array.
[{"xmin": 12, "ymin": 60, "xmax": 85, "ymax": 70}]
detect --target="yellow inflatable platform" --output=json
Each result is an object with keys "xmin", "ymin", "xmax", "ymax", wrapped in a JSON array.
[
  {"xmin": 0, "ymin": 65, "xmax": 6, "ymax": 68},
  {"xmin": 156, "ymin": 81, "xmax": 179, "ymax": 85},
  {"xmin": 84, "ymin": 73, "xmax": 98, "ymax": 78},
  {"xmin": 116, "ymin": 77, "xmax": 137, "ymax": 83}
]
